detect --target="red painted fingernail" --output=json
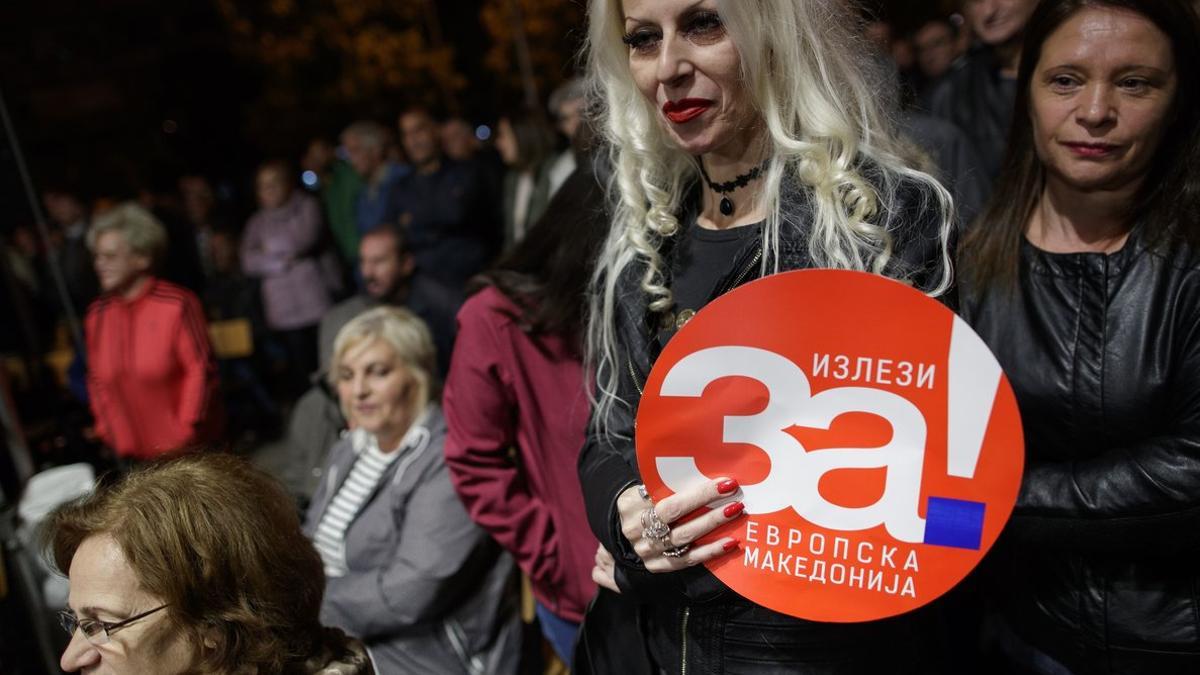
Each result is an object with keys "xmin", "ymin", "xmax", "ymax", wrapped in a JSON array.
[
  {"xmin": 723, "ymin": 538, "xmax": 741, "ymax": 552},
  {"xmin": 723, "ymin": 502, "xmax": 745, "ymax": 518},
  {"xmin": 717, "ymin": 479, "xmax": 738, "ymax": 494}
]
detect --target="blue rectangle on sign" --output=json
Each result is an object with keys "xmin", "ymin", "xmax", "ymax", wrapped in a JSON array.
[{"xmin": 923, "ymin": 497, "xmax": 985, "ymax": 550}]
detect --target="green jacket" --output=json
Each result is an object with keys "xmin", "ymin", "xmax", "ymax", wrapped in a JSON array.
[{"xmin": 322, "ymin": 160, "xmax": 365, "ymax": 264}]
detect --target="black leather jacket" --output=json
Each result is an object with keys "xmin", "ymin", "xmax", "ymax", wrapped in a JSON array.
[
  {"xmin": 578, "ymin": 177, "xmax": 950, "ymax": 674},
  {"xmin": 959, "ymin": 232, "xmax": 1200, "ymax": 674}
]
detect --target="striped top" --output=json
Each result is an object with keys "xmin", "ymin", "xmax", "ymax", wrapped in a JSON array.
[{"xmin": 313, "ymin": 433, "xmax": 401, "ymax": 577}]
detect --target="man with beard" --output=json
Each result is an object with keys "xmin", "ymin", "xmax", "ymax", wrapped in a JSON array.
[{"xmin": 318, "ymin": 223, "xmax": 460, "ymax": 376}]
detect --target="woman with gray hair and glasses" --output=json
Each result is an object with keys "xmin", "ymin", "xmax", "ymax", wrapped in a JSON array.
[{"xmin": 84, "ymin": 201, "xmax": 223, "ymax": 466}]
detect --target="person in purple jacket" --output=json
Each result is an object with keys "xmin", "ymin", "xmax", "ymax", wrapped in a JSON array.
[
  {"xmin": 442, "ymin": 163, "xmax": 609, "ymax": 667},
  {"xmin": 241, "ymin": 160, "xmax": 334, "ymax": 396}
]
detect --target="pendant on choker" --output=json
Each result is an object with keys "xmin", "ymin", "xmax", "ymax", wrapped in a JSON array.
[{"xmin": 699, "ymin": 157, "xmax": 770, "ymax": 219}]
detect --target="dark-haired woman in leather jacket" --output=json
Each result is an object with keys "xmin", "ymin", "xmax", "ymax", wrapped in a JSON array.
[{"xmin": 957, "ymin": 1, "xmax": 1200, "ymax": 673}]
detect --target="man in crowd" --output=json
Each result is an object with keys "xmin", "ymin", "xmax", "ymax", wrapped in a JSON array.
[
  {"xmin": 912, "ymin": 16, "xmax": 963, "ymax": 98},
  {"xmin": 926, "ymin": 0, "xmax": 1037, "ymax": 181},
  {"xmin": 42, "ymin": 186, "xmax": 98, "ymax": 315},
  {"xmin": 857, "ymin": 13, "xmax": 989, "ymax": 226},
  {"xmin": 135, "ymin": 173, "xmax": 207, "ymax": 295},
  {"xmin": 441, "ymin": 117, "xmax": 481, "ymax": 162},
  {"xmin": 302, "ymin": 137, "xmax": 364, "ymax": 268},
  {"xmin": 318, "ymin": 223, "xmax": 460, "ymax": 377},
  {"xmin": 178, "ymin": 174, "xmax": 233, "ymax": 282},
  {"xmin": 393, "ymin": 107, "xmax": 499, "ymax": 291},
  {"xmin": 283, "ymin": 222, "xmax": 462, "ymax": 504},
  {"xmin": 546, "ymin": 78, "xmax": 587, "ymax": 195},
  {"xmin": 341, "ymin": 121, "xmax": 409, "ymax": 240}
]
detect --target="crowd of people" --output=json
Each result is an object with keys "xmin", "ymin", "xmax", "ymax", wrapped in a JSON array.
[{"xmin": 8, "ymin": 0, "xmax": 1200, "ymax": 673}]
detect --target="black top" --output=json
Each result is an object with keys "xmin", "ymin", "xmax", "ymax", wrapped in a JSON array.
[
  {"xmin": 960, "ymin": 231, "xmax": 1200, "ymax": 673},
  {"xmin": 925, "ymin": 47, "xmax": 1017, "ymax": 181},
  {"xmin": 576, "ymin": 175, "xmax": 953, "ymax": 672},
  {"xmin": 394, "ymin": 159, "xmax": 500, "ymax": 290},
  {"xmin": 670, "ymin": 218, "xmax": 763, "ymax": 315}
]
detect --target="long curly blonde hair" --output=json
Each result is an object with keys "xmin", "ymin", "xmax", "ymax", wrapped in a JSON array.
[{"xmin": 585, "ymin": 0, "xmax": 955, "ymax": 428}]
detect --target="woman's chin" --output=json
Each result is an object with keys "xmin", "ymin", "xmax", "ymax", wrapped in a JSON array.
[
  {"xmin": 99, "ymin": 278, "xmax": 129, "ymax": 295},
  {"xmin": 665, "ymin": 133, "xmax": 720, "ymax": 157},
  {"xmin": 357, "ymin": 421, "xmax": 382, "ymax": 436},
  {"xmin": 661, "ymin": 122, "xmax": 757, "ymax": 160}
]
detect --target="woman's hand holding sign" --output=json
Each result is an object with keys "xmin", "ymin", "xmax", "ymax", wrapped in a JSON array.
[{"xmin": 618, "ymin": 477, "xmax": 744, "ymax": 572}]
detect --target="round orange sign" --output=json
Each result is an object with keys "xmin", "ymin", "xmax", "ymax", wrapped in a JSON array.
[{"xmin": 636, "ymin": 270, "xmax": 1023, "ymax": 622}]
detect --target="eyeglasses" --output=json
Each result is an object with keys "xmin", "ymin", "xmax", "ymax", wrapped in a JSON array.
[{"xmin": 57, "ymin": 604, "xmax": 168, "ymax": 646}]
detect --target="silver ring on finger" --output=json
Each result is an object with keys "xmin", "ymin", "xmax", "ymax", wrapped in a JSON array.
[
  {"xmin": 662, "ymin": 544, "xmax": 690, "ymax": 558},
  {"xmin": 637, "ymin": 484, "xmax": 651, "ymax": 501},
  {"xmin": 654, "ymin": 531, "xmax": 674, "ymax": 550},
  {"xmin": 641, "ymin": 506, "xmax": 671, "ymax": 541}
]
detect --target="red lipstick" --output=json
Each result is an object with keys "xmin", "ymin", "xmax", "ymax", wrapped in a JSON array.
[{"xmin": 662, "ymin": 98, "xmax": 713, "ymax": 124}]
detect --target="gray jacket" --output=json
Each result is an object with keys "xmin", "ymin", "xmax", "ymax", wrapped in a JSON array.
[{"xmin": 305, "ymin": 404, "xmax": 521, "ymax": 675}]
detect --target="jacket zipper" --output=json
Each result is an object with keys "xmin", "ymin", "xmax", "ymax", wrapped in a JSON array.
[
  {"xmin": 443, "ymin": 618, "xmax": 484, "ymax": 675},
  {"xmin": 614, "ymin": 249, "xmax": 755, "ymax": 675},
  {"xmin": 718, "ymin": 247, "xmax": 763, "ymax": 297},
  {"xmin": 680, "ymin": 606, "xmax": 690, "ymax": 675},
  {"xmin": 674, "ymin": 247, "xmax": 752, "ymax": 675},
  {"xmin": 627, "ymin": 354, "xmax": 644, "ymax": 396}
]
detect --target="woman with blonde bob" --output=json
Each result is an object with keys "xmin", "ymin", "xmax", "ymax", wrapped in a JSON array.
[
  {"xmin": 305, "ymin": 306, "xmax": 520, "ymax": 674},
  {"xmin": 578, "ymin": 0, "xmax": 956, "ymax": 671},
  {"xmin": 49, "ymin": 453, "xmax": 373, "ymax": 674}
]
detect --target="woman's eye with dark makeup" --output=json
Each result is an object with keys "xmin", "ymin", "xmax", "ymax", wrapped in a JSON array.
[
  {"xmin": 682, "ymin": 10, "xmax": 724, "ymax": 42},
  {"xmin": 622, "ymin": 27, "xmax": 661, "ymax": 54}
]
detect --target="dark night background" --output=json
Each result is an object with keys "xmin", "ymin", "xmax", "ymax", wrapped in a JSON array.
[
  {"xmin": 0, "ymin": 1, "xmax": 959, "ymax": 672},
  {"xmin": 0, "ymin": 0, "xmax": 957, "ymax": 226}
]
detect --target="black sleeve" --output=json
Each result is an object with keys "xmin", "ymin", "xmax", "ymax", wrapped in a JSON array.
[
  {"xmin": 576, "ymin": 286, "xmax": 735, "ymax": 603},
  {"xmin": 577, "ymin": 327, "xmax": 643, "ymax": 569},
  {"xmin": 1009, "ymin": 302, "xmax": 1200, "ymax": 555}
]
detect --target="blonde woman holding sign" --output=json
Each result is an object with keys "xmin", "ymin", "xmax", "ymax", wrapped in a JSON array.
[{"xmin": 578, "ymin": 0, "xmax": 958, "ymax": 671}]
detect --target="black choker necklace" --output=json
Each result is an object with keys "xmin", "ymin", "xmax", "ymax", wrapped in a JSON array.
[{"xmin": 698, "ymin": 158, "xmax": 770, "ymax": 216}]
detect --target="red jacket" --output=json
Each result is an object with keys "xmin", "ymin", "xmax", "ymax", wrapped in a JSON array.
[
  {"xmin": 85, "ymin": 278, "xmax": 223, "ymax": 459},
  {"xmin": 443, "ymin": 287, "xmax": 598, "ymax": 623}
]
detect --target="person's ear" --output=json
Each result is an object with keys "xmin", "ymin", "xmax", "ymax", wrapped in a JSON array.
[
  {"xmin": 132, "ymin": 253, "xmax": 153, "ymax": 275},
  {"xmin": 198, "ymin": 622, "xmax": 222, "ymax": 652},
  {"xmin": 399, "ymin": 253, "xmax": 415, "ymax": 277}
]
